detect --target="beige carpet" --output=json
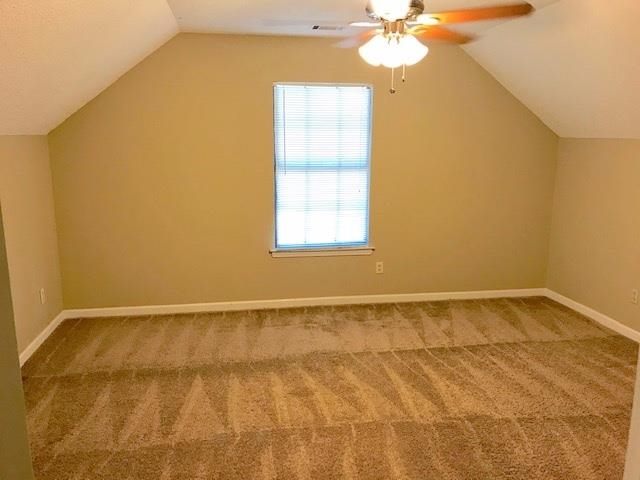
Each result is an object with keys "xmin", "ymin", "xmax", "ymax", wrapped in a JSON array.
[{"xmin": 22, "ymin": 297, "xmax": 637, "ymax": 479}]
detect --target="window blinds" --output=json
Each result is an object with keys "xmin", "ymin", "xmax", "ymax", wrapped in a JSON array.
[{"xmin": 273, "ymin": 84, "xmax": 373, "ymax": 249}]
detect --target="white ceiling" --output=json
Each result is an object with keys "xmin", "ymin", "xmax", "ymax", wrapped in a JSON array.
[
  {"xmin": 0, "ymin": 0, "xmax": 178, "ymax": 134},
  {"xmin": 464, "ymin": 0, "xmax": 640, "ymax": 138},
  {"xmin": 167, "ymin": 0, "xmax": 559, "ymax": 37},
  {"xmin": 1, "ymin": 0, "xmax": 638, "ymax": 138}
]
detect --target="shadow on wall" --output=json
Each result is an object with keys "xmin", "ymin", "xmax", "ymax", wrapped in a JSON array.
[{"xmin": 0, "ymin": 205, "xmax": 35, "ymax": 479}]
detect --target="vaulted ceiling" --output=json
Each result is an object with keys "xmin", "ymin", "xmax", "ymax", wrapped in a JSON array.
[
  {"xmin": 1, "ymin": 0, "xmax": 638, "ymax": 138},
  {"xmin": 0, "ymin": 0, "xmax": 178, "ymax": 135},
  {"xmin": 166, "ymin": 0, "xmax": 558, "ymax": 37},
  {"xmin": 465, "ymin": 0, "xmax": 640, "ymax": 138}
]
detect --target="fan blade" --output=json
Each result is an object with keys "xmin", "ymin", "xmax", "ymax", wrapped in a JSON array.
[
  {"xmin": 349, "ymin": 21, "xmax": 381, "ymax": 27},
  {"xmin": 426, "ymin": 3, "xmax": 534, "ymax": 24},
  {"xmin": 334, "ymin": 29, "xmax": 377, "ymax": 48},
  {"xmin": 410, "ymin": 25, "xmax": 474, "ymax": 44}
]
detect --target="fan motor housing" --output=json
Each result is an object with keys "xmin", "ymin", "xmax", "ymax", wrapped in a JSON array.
[{"xmin": 366, "ymin": 0, "xmax": 425, "ymax": 21}]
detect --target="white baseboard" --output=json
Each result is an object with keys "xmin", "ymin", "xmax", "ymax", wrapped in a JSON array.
[
  {"xmin": 545, "ymin": 289, "xmax": 640, "ymax": 343},
  {"xmin": 62, "ymin": 288, "xmax": 547, "ymax": 319},
  {"xmin": 19, "ymin": 311, "xmax": 67, "ymax": 366},
  {"xmin": 20, "ymin": 287, "xmax": 640, "ymax": 366},
  {"xmin": 20, "ymin": 288, "xmax": 544, "ymax": 365}
]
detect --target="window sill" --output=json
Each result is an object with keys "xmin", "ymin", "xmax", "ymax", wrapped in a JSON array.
[{"xmin": 270, "ymin": 247, "xmax": 374, "ymax": 258}]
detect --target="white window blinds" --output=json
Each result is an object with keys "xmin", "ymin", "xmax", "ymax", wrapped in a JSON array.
[{"xmin": 273, "ymin": 84, "xmax": 373, "ymax": 249}]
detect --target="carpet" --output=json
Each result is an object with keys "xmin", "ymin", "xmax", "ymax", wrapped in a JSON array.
[{"xmin": 22, "ymin": 297, "xmax": 638, "ymax": 479}]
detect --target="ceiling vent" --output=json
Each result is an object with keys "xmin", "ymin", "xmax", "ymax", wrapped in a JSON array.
[{"xmin": 312, "ymin": 25, "xmax": 345, "ymax": 31}]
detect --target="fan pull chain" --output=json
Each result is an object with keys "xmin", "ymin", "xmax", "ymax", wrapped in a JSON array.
[
  {"xmin": 389, "ymin": 67, "xmax": 396, "ymax": 94},
  {"xmin": 402, "ymin": 64, "xmax": 406, "ymax": 83}
]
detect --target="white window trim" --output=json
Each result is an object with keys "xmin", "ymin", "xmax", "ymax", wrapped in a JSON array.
[
  {"xmin": 272, "ymin": 82, "xmax": 374, "ymax": 254},
  {"xmin": 270, "ymin": 246, "xmax": 375, "ymax": 258}
]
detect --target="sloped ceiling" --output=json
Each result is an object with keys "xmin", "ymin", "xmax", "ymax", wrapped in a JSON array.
[
  {"xmin": 464, "ymin": 0, "xmax": 640, "ymax": 138},
  {"xmin": 0, "ymin": 0, "xmax": 178, "ymax": 135},
  {"xmin": 167, "ymin": 0, "xmax": 559, "ymax": 38},
  {"xmin": 1, "ymin": 0, "xmax": 638, "ymax": 138}
]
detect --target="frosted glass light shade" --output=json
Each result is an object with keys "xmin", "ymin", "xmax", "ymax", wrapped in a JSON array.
[
  {"xmin": 370, "ymin": 0, "xmax": 411, "ymax": 20},
  {"xmin": 358, "ymin": 33, "xmax": 429, "ymax": 69},
  {"xmin": 358, "ymin": 34, "xmax": 387, "ymax": 66},
  {"xmin": 380, "ymin": 37, "xmax": 404, "ymax": 68},
  {"xmin": 399, "ymin": 35, "xmax": 429, "ymax": 66}
]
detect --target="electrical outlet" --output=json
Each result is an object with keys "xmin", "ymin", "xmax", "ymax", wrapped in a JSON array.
[
  {"xmin": 39, "ymin": 288, "xmax": 46, "ymax": 305},
  {"xmin": 632, "ymin": 289, "xmax": 639, "ymax": 305},
  {"xmin": 376, "ymin": 261, "xmax": 384, "ymax": 274}
]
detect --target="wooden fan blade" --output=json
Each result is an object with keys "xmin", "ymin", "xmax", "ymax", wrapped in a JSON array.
[
  {"xmin": 349, "ymin": 21, "xmax": 381, "ymax": 28},
  {"xmin": 333, "ymin": 29, "xmax": 377, "ymax": 48},
  {"xmin": 410, "ymin": 25, "xmax": 474, "ymax": 44},
  {"xmin": 428, "ymin": 3, "xmax": 533, "ymax": 24}
]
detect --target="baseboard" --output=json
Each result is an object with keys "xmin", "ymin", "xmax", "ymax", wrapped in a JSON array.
[
  {"xmin": 545, "ymin": 289, "xmax": 640, "ymax": 343},
  {"xmin": 22, "ymin": 287, "xmax": 638, "ymax": 366},
  {"xmin": 20, "ymin": 288, "xmax": 544, "ymax": 365},
  {"xmin": 63, "ymin": 288, "xmax": 547, "ymax": 319},
  {"xmin": 19, "ymin": 311, "xmax": 67, "ymax": 366}
]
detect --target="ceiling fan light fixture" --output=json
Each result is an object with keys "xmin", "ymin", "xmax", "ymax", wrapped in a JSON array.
[
  {"xmin": 359, "ymin": 34, "xmax": 404, "ymax": 68},
  {"xmin": 370, "ymin": 0, "xmax": 411, "ymax": 21},
  {"xmin": 358, "ymin": 33, "xmax": 428, "ymax": 69},
  {"xmin": 351, "ymin": 1, "xmax": 535, "ymax": 93}
]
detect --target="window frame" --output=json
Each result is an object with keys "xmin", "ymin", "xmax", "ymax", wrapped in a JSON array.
[{"xmin": 270, "ymin": 82, "xmax": 374, "ymax": 258}]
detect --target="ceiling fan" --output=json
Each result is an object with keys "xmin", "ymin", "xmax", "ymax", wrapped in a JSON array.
[{"xmin": 340, "ymin": 0, "xmax": 534, "ymax": 92}]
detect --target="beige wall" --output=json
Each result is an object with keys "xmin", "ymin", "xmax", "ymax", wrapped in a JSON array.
[
  {"xmin": 0, "ymin": 207, "xmax": 35, "ymax": 480},
  {"xmin": 49, "ymin": 33, "xmax": 558, "ymax": 309},
  {"xmin": 548, "ymin": 138, "xmax": 640, "ymax": 331},
  {"xmin": 0, "ymin": 136, "xmax": 63, "ymax": 353}
]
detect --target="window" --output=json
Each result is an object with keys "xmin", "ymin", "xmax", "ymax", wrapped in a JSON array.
[{"xmin": 273, "ymin": 83, "xmax": 373, "ymax": 254}]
